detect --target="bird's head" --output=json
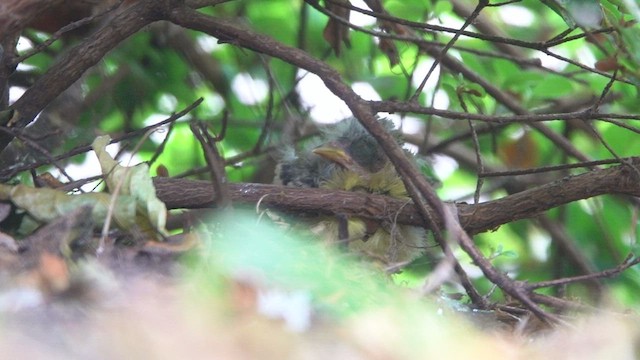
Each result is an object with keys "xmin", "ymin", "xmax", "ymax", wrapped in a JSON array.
[
  {"xmin": 274, "ymin": 118, "xmax": 428, "ymax": 264},
  {"xmin": 312, "ymin": 119, "xmax": 394, "ymax": 175},
  {"xmin": 311, "ymin": 140, "xmax": 382, "ymax": 181},
  {"xmin": 276, "ymin": 118, "xmax": 403, "ymax": 189}
]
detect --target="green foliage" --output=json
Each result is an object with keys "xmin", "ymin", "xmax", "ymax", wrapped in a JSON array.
[{"xmin": 9, "ymin": 0, "xmax": 640, "ymax": 310}]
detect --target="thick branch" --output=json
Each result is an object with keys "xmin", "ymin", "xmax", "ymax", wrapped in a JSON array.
[
  {"xmin": 153, "ymin": 158, "xmax": 640, "ymax": 235},
  {"xmin": 167, "ymin": 5, "xmax": 447, "ymax": 232},
  {"xmin": 0, "ymin": 0, "xmax": 63, "ymax": 43},
  {"xmin": 368, "ymin": 101, "xmax": 640, "ymax": 123},
  {"xmin": 2, "ymin": 0, "xmax": 165, "ymax": 151}
]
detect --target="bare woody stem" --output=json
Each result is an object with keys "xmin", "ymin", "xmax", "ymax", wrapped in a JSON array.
[{"xmin": 153, "ymin": 157, "xmax": 640, "ymax": 236}]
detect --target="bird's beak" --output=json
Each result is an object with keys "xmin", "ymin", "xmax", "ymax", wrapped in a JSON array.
[{"xmin": 313, "ymin": 143, "xmax": 354, "ymax": 169}]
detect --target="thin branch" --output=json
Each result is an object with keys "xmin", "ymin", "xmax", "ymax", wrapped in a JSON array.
[
  {"xmin": 478, "ymin": 158, "xmax": 624, "ymax": 178},
  {"xmin": 368, "ymin": 100, "xmax": 640, "ymax": 123},
  {"xmin": 12, "ymin": 1, "xmax": 124, "ymax": 65},
  {"xmin": 310, "ymin": 0, "xmax": 627, "ymax": 85},
  {"xmin": 536, "ymin": 215, "xmax": 602, "ymax": 291},
  {"xmin": 0, "ymin": 98, "xmax": 203, "ymax": 180},
  {"xmin": 412, "ymin": 0, "xmax": 488, "ymax": 100},
  {"xmin": 190, "ymin": 121, "xmax": 231, "ymax": 208},
  {"xmin": 528, "ymin": 254, "xmax": 640, "ymax": 290}
]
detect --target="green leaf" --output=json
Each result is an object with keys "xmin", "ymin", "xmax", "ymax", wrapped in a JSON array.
[
  {"xmin": 540, "ymin": 0, "xmax": 577, "ymax": 27},
  {"xmin": 541, "ymin": 0, "xmax": 602, "ymax": 27},
  {"xmin": 531, "ymin": 75, "xmax": 575, "ymax": 98}
]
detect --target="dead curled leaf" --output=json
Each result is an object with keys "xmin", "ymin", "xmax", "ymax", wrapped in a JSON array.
[
  {"xmin": 323, "ymin": 0, "xmax": 351, "ymax": 55},
  {"xmin": 378, "ymin": 38, "xmax": 399, "ymax": 67},
  {"xmin": 0, "ymin": 135, "xmax": 168, "ymax": 239},
  {"xmin": 594, "ymin": 56, "xmax": 619, "ymax": 72},
  {"xmin": 92, "ymin": 136, "xmax": 168, "ymax": 237}
]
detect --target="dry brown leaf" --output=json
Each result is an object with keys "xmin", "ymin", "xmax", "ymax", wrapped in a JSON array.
[
  {"xmin": 34, "ymin": 172, "xmax": 65, "ymax": 189},
  {"xmin": 378, "ymin": 37, "xmax": 399, "ymax": 66},
  {"xmin": 323, "ymin": 0, "xmax": 351, "ymax": 55},
  {"xmin": 498, "ymin": 131, "xmax": 539, "ymax": 169},
  {"xmin": 595, "ymin": 56, "xmax": 620, "ymax": 72}
]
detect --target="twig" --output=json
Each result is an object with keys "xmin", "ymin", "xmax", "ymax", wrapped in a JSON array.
[
  {"xmin": 12, "ymin": 1, "xmax": 124, "ymax": 64},
  {"xmin": 528, "ymin": 254, "xmax": 640, "ymax": 290},
  {"xmin": 190, "ymin": 120, "xmax": 231, "ymax": 208},
  {"xmin": 3, "ymin": 0, "xmax": 166, "ymax": 151},
  {"xmin": 0, "ymin": 98, "xmax": 203, "ymax": 180},
  {"xmin": 411, "ymin": 0, "xmax": 489, "ymax": 101}
]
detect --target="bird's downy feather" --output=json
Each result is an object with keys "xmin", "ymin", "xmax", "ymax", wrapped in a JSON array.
[{"xmin": 275, "ymin": 118, "xmax": 428, "ymax": 265}]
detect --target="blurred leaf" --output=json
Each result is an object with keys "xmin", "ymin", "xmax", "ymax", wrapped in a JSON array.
[
  {"xmin": 595, "ymin": 56, "xmax": 620, "ymax": 71},
  {"xmin": 196, "ymin": 210, "xmax": 394, "ymax": 317},
  {"xmin": 457, "ymin": 83, "xmax": 486, "ymax": 98},
  {"xmin": 378, "ymin": 38, "xmax": 400, "ymax": 67},
  {"xmin": 567, "ymin": 0, "xmax": 603, "ymax": 27},
  {"xmin": 433, "ymin": 0, "xmax": 453, "ymax": 16},
  {"xmin": 323, "ymin": 0, "xmax": 351, "ymax": 55},
  {"xmin": 498, "ymin": 132, "xmax": 539, "ymax": 169},
  {"xmin": 386, "ymin": 0, "xmax": 429, "ymax": 22},
  {"xmin": 531, "ymin": 75, "xmax": 575, "ymax": 98}
]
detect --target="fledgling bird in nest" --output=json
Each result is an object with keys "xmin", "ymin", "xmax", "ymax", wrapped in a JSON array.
[{"xmin": 275, "ymin": 118, "xmax": 428, "ymax": 266}]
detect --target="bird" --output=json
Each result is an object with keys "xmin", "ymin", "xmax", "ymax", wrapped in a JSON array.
[{"xmin": 275, "ymin": 118, "xmax": 427, "ymax": 266}]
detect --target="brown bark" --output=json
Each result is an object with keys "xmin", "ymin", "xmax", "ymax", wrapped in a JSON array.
[
  {"xmin": 153, "ymin": 158, "xmax": 640, "ymax": 235},
  {"xmin": 0, "ymin": 0, "xmax": 64, "ymax": 42}
]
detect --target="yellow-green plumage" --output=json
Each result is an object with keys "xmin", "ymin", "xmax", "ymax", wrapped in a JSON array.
[
  {"xmin": 318, "ymin": 163, "xmax": 426, "ymax": 264},
  {"xmin": 276, "ymin": 118, "xmax": 427, "ymax": 265}
]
